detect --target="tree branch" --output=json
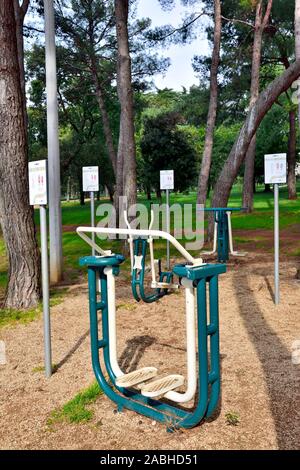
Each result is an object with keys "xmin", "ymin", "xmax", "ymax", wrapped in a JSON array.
[
  {"xmin": 156, "ymin": 12, "xmax": 206, "ymax": 41},
  {"xmin": 221, "ymin": 15, "xmax": 254, "ymax": 29},
  {"xmin": 20, "ymin": 0, "xmax": 30, "ymax": 19},
  {"xmin": 262, "ymin": 0, "xmax": 273, "ymax": 29}
]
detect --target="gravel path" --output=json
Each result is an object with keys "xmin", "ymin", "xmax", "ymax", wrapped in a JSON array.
[{"xmin": 0, "ymin": 260, "xmax": 300, "ymax": 450}]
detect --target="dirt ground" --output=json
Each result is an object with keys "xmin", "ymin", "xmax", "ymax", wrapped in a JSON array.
[{"xmin": 0, "ymin": 251, "xmax": 300, "ymax": 450}]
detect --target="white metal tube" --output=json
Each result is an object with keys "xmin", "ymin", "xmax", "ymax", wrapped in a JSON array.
[
  {"xmin": 212, "ymin": 221, "xmax": 217, "ymax": 253},
  {"xmin": 202, "ymin": 222, "xmax": 217, "ymax": 255},
  {"xmin": 164, "ymin": 279, "xmax": 197, "ymax": 403},
  {"xmin": 77, "ymin": 230, "xmax": 111, "ymax": 256},
  {"xmin": 123, "ymin": 210, "xmax": 134, "ymax": 269},
  {"xmin": 227, "ymin": 211, "xmax": 235, "ymax": 255},
  {"xmin": 105, "ymin": 267, "xmax": 123, "ymax": 378},
  {"xmin": 166, "ymin": 189, "xmax": 170, "ymax": 270},
  {"xmin": 274, "ymin": 184, "xmax": 280, "ymax": 305},
  {"xmin": 148, "ymin": 238, "xmax": 157, "ymax": 286},
  {"xmin": 77, "ymin": 227, "xmax": 197, "ymax": 265},
  {"xmin": 44, "ymin": 0, "xmax": 63, "ymax": 283},
  {"xmin": 40, "ymin": 206, "xmax": 52, "ymax": 378}
]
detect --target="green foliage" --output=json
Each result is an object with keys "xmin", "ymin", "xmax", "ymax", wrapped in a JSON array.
[
  {"xmin": 48, "ymin": 382, "xmax": 103, "ymax": 425},
  {"xmin": 139, "ymin": 110, "xmax": 197, "ymax": 193},
  {"xmin": 0, "ymin": 289, "xmax": 67, "ymax": 329},
  {"xmin": 209, "ymin": 123, "xmax": 243, "ymax": 186},
  {"xmin": 225, "ymin": 411, "xmax": 241, "ymax": 426},
  {"xmin": 32, "ymin": 364, "xmax": 58, "ymax": 373}
]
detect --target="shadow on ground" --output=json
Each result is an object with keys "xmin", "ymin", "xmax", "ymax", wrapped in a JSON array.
[{"xmin": 233, "ymin": 271, "xmax": 300, "ymax": 449}]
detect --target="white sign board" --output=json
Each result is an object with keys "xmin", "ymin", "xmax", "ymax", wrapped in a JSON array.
[
  {"xmin": 82, "ymin": 166, "xmax": 99, "ymax": 192},
  {"xmin": 28, "ymin": 160, "xmax": 48, "ymax": 206},
  {"xmin": 160, "ymin": 170, "xmax": 174, "ymax": 190},
  {"xmin": 264, "ymin": 154, "xmax": 287, "ymax": 184}
]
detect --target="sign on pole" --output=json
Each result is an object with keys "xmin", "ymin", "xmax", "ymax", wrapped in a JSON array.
[
  {"xmin": 160, "ymin": 170, "xmax": 174, "ymax": 190},
  {"xmin": 29, "ymin": 160, "xmax": 51, "ymax": 378},
  {"xmin": 264, "ymin": 153, "xmax": 287, "ymax": 184},
  {"xmin": 83, "ymin": 167, "xmax": 99, "ymax": 256},
  {"xmin": 29, "ymin": 160, "xmax": 48, "ymax": 206},
  {"xmin": 160, "ymin": 170, "xmax": 174, "ymax": 270},
  {"xmin": 264, "ymin": 153, "xmax": 287, "ymax": 306}
]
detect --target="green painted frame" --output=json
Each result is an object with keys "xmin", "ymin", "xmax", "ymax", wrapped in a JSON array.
[{"xmin": 80, "ymin": 255, "xmax": 226, "ymax": 429}]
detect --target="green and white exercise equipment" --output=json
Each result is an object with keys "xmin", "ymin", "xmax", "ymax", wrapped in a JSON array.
[
  {"xmin": 77, "ymin": 218, "xmax": 226, "ymax": 430},
  {"xmin": 124, "ymin": 210, "xmax": 177, "ymax": 303}
]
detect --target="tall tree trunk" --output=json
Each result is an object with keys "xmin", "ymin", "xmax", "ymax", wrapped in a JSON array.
[
  {"xmin": 92, "ymin": 70, "xmax": 117, "ymax": 177},
  {"xmin": 197, "ymin": 0, "xmax": 221, "ymax": 206},
  {"xmin": 115, "ymin": 0, "xmax": 137, "ymax": 218},
  {"xmin": 242, "ymin": 0, "xmax": 273, "ymax": 212},
  {"xmin": 13, "ymin": 0, "xmax": 29, "ymax": 126},
  {"xmin": 210, "ymin": 59, "xmax": 300, "ymax": 236},
  {"xmin": 295, "ymin": 0, "xmax": 300, "ymax": 279},
  {"xmin": 0, "ymin": 0, "xmax": 41, "ymax": 309},
  {"xmin": 296, "ymin": 0, "xmax": 300, "ymax": 124},
  {"xmin": 287, "ymin": 109, "xmax": 297, "ymax": 200}
]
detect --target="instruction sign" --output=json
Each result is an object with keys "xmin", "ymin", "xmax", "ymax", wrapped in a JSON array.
[
  {"xmin": 160, "ymin": 170, "xmax": 174, "ymax": 190},
  {"xmin": 264, "ymin": 154, "xmax": 287, "ymax": 184},
  {"xmin": 28, "ymin": 160, "xmax": 48, "ymax": 206},
  {"xmin": 82, "ymin": 166, "xmax": 99, "ymax": 192}
]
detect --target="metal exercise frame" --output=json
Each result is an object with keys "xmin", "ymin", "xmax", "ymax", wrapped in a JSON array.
[
  {"xmin": 201, "ymin": 208, "xmax": 247, "ymax": 263},
  {"xmin": 77, "ymin": 226, "xmax": 226, "ymax": 430}
]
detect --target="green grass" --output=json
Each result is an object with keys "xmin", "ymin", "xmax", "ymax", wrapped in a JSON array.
[
  {"xmin": 0, "ymin": 288, "xmax": 67, "ymax": 329},
  {"xmin": 225, "ymin": 411, "xmax": 241, "ymax": 426},
  {"xmin": 0, "ymin": 183, "xmax": 299, "ymax": 322},
  {"xmin": 32, "ymin": 363, "xmax": 58, "ymax": 374},
  {"xmin": 47, "ymin": 382, "xmax": 103, "ymax": 426}
]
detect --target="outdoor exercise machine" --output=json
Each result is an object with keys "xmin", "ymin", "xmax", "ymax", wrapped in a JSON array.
[
  {"xmin": 77, "ymin": 219, "xmax": 226, "ymax": 430},
  {"xmin": 124, "ymin": 210, "xmax": 176, "ymax": 303},
  {"xmin": 201, "ymin": 208, "xmax": 247, "ymax": 263}
]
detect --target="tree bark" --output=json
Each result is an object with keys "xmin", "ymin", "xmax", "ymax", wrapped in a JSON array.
[
  {"xmin": 91, "ymin": 68, "xmax": 117, "ymax": 177},
  {"xmin": 242, "ymin": 0, "xmax": 273, "ymax": 212},
  {"xmin": 115, "ymin": 0, "xmax": 137, "ymax": 218},
  {"xmin": 197, "ymin": 0, "xmax": 221, "ymax": 206},
  {"xmin": 295, "ymin": 0, "xmax": 300, "ymax": 278},
  {"xmin": 13, "ymin": 0, "xmax": 29, "ymax": 126},
  {"xmin": 296, "ymin": 0, "xmax": 300, "ymax": 124},
  {"xmin": 210, "ymin": 59, "xmax": 300, "ymax": 235},
  {"xmin": 0, "ymin": 0, "xmax": 41, "ymax": 309},
  {"xmin": 287, "ymin": 110, "xmax": 297, "ymax": 200}
]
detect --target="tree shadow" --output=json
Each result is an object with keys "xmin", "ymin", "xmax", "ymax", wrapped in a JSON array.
[
  {"xmin": 233, "ymin": 271, "xmax": 300, "ymax": 449},
  {"xmin": 119, "ymin": 335, "xmax": 157, "ymax": 373}
]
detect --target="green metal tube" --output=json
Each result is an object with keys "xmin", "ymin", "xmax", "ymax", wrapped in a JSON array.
[{"xmin": 205, "ymin": 275, "xmax": 221, "ymax": 418}]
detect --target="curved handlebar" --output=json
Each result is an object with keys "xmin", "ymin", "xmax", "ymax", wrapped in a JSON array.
[{"xmin": 77, "ymin": 226, "xmax": 201, "ymax": 266}]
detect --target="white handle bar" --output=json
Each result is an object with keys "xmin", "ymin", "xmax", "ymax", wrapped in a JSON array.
[{"xmin": 77, "ymin": 226, "xmax": 201, "ymax": 266}]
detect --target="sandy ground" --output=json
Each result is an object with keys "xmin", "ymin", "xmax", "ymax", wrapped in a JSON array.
[{"xmin": 0, "ymin": 255, "xmax": 300, "ymax": 450}]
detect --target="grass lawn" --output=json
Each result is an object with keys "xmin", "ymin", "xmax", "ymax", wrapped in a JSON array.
[{"xmin": 0, "ymin": 183, "xmax": 299, "ymax": 319}]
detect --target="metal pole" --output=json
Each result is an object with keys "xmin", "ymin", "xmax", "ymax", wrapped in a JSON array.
[
  {"xmin": 44, "ymin": 0, "xmax": 63, "ymax": 283},
  {"xmin": 90, "ymin": 191, "xmax": 95, "ymax": 256},
  {"xmin": 40, "ymin": 206, "xmax": 52, "ymax": 378},
  {"xmin": 166, "ymin": 189, "xmax": 170, "ymax": 270},
  {"xmin": 274, "ymin": 183, "xmax": 280, "ymax": 305}
]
